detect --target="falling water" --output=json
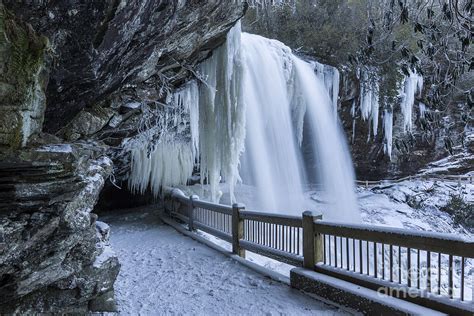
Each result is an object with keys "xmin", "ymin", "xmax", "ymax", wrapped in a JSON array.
[
  {"xmin": 239, "ymin": 33, "xmax": 359, "ymax": 221},
  {"xmin": 239, "ymin": 34, "xmax": 305, "ymax": 212}
]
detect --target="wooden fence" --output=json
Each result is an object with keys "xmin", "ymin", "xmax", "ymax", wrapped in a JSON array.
[{"xmin": 164, "ymin": 188, "xmax": 473, "ymax": 315}]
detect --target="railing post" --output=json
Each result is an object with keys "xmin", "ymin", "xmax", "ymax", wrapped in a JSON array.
[
  {"xmin": 303, "ymin": 211, "xmax": 323, "ymax": 269},
  {"xmin": 188, "ymin": 195, "xmax": 199, "ymax": 231},
  {"xmin": 232, "ymin": 203, "xmax": 245, "ymax": 257}
]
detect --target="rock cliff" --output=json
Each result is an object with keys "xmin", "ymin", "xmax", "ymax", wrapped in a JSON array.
[{"xmin": 0, "ymin": 0, "xmax": 246, "ymax": 312}]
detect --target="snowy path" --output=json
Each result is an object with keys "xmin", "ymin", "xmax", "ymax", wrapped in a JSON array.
[{"xmin": 102, "ymin": 210, "xmax": 350, "ymax": 315}]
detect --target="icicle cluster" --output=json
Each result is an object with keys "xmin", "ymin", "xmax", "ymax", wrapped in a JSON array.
[
  {"xmin": 128, "ymin": 139, "xmax": 195, "ymax": 196},
  {"xmin": 198, "ymin": 21, "xmax": 246, "ymax": 203},
  {"xmin": 399, "ymin": 70, "xmax": 423, "ymax": 133},
  {"xmin": 127, "ymin": 81, "xmax": 200, "ymax": 197},
  {"xmin": 357, "ymin": 67, "xmax": 380, "ymax": 139},
  {"xmin": 312, "ymin": 61, "xmax": 340, "ymax": 121},
  {"xmin": 354, "ymin": 67, "xmax": 423, "ymax": 159},
  {"xmin": 175, "ymin": 81, "xmax": 200, "ymax": 157},
  {"xmin": 127, "ymin": 22, "xmax": 246, "ymax": 202}
]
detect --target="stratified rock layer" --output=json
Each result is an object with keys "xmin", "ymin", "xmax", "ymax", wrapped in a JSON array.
[{"xmin": 0, "ymin": 145, "xmax": 119, "ymax": 313}]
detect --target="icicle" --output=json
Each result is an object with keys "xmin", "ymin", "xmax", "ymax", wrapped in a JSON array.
[
  {"xmin": 399, "ymin": 70, "xmax": 423, "ymax": 133},
  {"xmin": 351, "ymin": 100, "xmax": 356, "ymax": 143},
  {"xmin": 419, "ymin": 102, "xmax": 426, "ymax": 120},
  {"xmin": 311, "ymin": 61, "xmax": 340, "ymax": 121},
  {"xmin": 128, "ymin": 139, "xmax": 195, "ymax": 197},
  {"xmin": 359, "ymin": 67, "xmax": 380, "ymax": 137},
  {"xmin": 383, "ymin": 109, "xmax": 393, "ymax": 160},
  {"xmin": 175, "ymin": 81, "xmax": 200, "ymax": 157}
]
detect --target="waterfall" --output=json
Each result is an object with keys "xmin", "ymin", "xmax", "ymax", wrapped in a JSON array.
[
  {"xmin": 239, "ymin": 33, "xmax": 359, "ymax": 221},
  {"xmin": 239, "ymin": 34, "xmax": 305, "ymax": 212},
  {"xmin": 128, "ymin": 23, "xmax": 359, "ymax": 221}
]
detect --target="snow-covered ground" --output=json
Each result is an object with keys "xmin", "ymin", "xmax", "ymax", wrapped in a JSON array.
[{"xmin": 102, "ymin": 210, "xmax": 351, "ymax": 315}]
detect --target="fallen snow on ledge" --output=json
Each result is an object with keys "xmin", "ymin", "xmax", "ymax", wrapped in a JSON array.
[{"xmin": 102, "ymin": 210, "xmax": 350, "ymax": 315}]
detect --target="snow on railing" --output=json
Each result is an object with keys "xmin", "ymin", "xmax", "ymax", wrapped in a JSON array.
[{"xmin": 163, "ymin": 188, "xmax": 473, "ymax": 315}]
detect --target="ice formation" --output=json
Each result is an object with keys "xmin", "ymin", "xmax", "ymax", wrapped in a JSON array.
[
  {"xmin": 312, "ymin": 61, "xmax": 340, "ymax": 121},
  {"xmin": 383, "ymin": 109, "xmax": 393, "ymax": 160},
  {"xmin": 399, "ymin": 70, "xmax": 423, "ymax": 133},
  {"xmin": 128, "ymin": 22, "xmax": 359, "ymax": 220},
  {"xmin": 358, "ymin": 68, "xmax": 380, "ymax": 139},
  {"xmin": 419, "ymin": 102, "xmax": 426, "ymax": 120},
  {"xmin": 127, "ymin": 81, "xmax": 199, "ymax": 197},
  {"xmin": 127, "ymin": 22, "xmax": 245, "ymax": 201},
  {"xmin": 198, "ymin": 21, "xmax": 246, "ymax": 203},
  {"xmin": 356, "ymin": 67, "xmax": 423, "ymax": 159}
]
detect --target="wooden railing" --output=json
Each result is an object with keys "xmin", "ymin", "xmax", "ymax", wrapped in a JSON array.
[
  {"xmin": 166, "ymin": 188, "xmax": 307, "ymax": 265},
  {"xmin": 164, "ymin": 188, "xmax": 473, "ymax": 315}
]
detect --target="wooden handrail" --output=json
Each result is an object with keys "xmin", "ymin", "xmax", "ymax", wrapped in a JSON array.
[
  {"xmin": 240, "ymin": 210, "xmax": 302, "ymax": 227},
  {"xmin": 164, "ymin": 187, "xmax": 473, "ymax": 313},
  {"xmin": 313, "ymin": 221, "xmax": 473, "ymax": 258}
]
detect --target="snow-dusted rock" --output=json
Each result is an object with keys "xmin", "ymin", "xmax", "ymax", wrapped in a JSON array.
[{"xmin": 0, "ymin": 145, "xmax": 119, "ymax": 313}]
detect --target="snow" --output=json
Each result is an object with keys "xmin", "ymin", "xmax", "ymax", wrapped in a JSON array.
[
  {"xmin": 295, "ymin": 268, "xmax": 446, "ymax": 316},
  {"xmin": 122, "ymin": 102, "xmax": 141, "ymax": 109},
  {"xmin": 93, "ymin": 245, "xmax": 116, "ymax": 269},
  {"xmin": 102, "ymin": 210, "xmax": 350, "ymax": 315},
  {"xmin": 356, "ymin": 178, "xmax": 473, "ymax": 301}
]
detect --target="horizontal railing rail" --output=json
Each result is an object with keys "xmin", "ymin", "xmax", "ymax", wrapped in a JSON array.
[{"xmin": 163, "ymin": 188, "xmax": 473, "ymax": 315}]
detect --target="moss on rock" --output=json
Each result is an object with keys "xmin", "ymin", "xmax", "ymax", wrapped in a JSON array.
[{"xmin": 0, "ymin": 3, "xmax": 48, "ymax": 148}]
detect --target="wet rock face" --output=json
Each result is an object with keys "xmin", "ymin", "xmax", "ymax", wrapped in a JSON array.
[
  {"xmin": 3, "ymin": 0, "xmax": 247, "ymax": 133},
  {"xmin": 0, "ymin": 5, "xmax": 48, "ymax": 148},
  {"xmin": 0, "ymin": 145, "xmax": 120, "ymax": 313}
]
